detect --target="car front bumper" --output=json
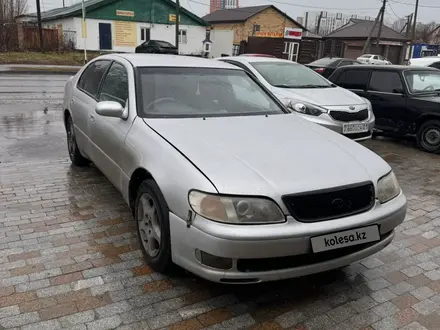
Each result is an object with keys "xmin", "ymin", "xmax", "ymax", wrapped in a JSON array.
[
  {"xmin": 169, "ymin": 192, "xmax": 406, "ymax": 283},
  {"xmin": 296, "ymin": 111, "xmax": 375, "ymax": 141}
]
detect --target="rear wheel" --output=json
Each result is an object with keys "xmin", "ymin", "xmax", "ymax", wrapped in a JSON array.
[
  {"xmin": 66, "ymin": 115, "xmax": 89, "ymax": 166},
  {"xmin": 416, "ymin": 120, "xmax": 440, "ymax": 153},
  {"xmin": 135, "ymin": 179, "xmax": 172, "ymax": 273}
]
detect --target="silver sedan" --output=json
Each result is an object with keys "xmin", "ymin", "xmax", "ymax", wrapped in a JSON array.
[
  {"xmin": 63, "ymin": 54, "xmax": 406, "ymax": 283},
  {"xmin": 217, "ymin": 57, "xmax": 375, "ymax": 141}
]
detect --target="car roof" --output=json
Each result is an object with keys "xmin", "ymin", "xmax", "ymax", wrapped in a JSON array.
[
  {"xmin": 96, "ymin": 53, "xmax": 242, "ymax": 69},
  {"xmin": 410, "ymin": 56, "xmax": 440, "ymax": 66},
  {"xmin": 217, "ymin": 56, "xmax": 300, "ymax": 65},
  {"xmin": 337, "ymin": 64, "xmax": 439, "ymax": 72}
]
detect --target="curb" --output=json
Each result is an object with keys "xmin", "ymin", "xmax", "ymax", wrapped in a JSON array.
[{"xmin": 0, "ymin": 67, "xmax": 80, "ymax": 75}]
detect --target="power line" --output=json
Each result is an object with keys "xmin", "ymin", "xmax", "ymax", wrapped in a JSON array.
[
  {"xmin": 389, "ymin": 0, "xmax": 440, "ymax": 9},
  {"xmin": 387, "ymin": 2, "xmax": 401, "ymax": 20},
  {"xmin": 190, "ymin": 0, "xmax": 377, "ymax": 11}
]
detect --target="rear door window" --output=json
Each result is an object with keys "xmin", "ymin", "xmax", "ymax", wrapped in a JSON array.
[
  {"xmin": 77, "ymin": 60, "xmax": 111, "ymax": 98},
  {"xmin": 368, "ymin": 71, "xmax": 403, "ymax": 93},
  {"xmin": 333, "ymin": 69, "xmax": 370, "ymax": 90}
]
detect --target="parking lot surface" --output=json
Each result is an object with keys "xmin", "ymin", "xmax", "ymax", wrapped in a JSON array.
[{"xmin": 2, "ymin": 74, "xmax": 440, "ymax": 330}]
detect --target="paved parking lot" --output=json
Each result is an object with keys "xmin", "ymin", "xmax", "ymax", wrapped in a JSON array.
[{"xmin": 2, "ymin": 74, "xmax": 440, "ymax": 330}]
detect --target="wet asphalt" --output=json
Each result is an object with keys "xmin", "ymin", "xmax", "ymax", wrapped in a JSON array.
[{"xmin": 0, "ymin": 74, "xmax": 69, "ymax": 164}]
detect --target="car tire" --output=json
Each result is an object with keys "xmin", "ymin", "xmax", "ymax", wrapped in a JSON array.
[
  {"xmin": 66, "ymin": 115, "xmax": 89, "ymax": 166},
  {"xmin": 416, "ymin": 120, "xmax": 440, "ymax": 153},
  {"xmin": 135, "ymin": 179, "xmax": 172, "ymax": 273}
]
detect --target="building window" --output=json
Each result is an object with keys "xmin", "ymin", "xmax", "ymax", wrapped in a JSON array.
[
  {"xmin": 179, "ymin": 30, "xmax": 187, "ymax": 44},
  {"xmin": 252, "ymin": 24, "xmax": 260, "ymax": 34},
  {"xmin": 232, "ymin": 44, "xmax": 240, "ymax": 56}
]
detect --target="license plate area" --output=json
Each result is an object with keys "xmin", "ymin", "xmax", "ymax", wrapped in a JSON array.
[
  {"xmin": 343, "ymin": 123, "xmax": 369, "ymax": 134},
  {"xmin": 311, "ymin": 225, "xmax": 380, "ymax": 253}
]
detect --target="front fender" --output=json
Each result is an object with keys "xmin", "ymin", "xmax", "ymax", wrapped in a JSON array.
[{"xmin": 122, "ymin": 118, "xmax": 217, "ymax": 220}]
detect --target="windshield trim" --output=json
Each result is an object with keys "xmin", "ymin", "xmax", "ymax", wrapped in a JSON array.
[
  {"xmin": 134, "ymin": 66, "xmax": 289, "ymax": 119},
  {"xmin": 250, "ymin": 61, "xmax": 332, "ymax": 88},
  {"xmin": 403, "ymin": 69, "xmax": 440, "ymax": 95}
]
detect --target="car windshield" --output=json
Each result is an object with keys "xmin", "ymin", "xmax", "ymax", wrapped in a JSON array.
[
  {"xmin": 137, "ymin": 67, "xmax": 285, "ymax": 118},
  {"xmin": 360, "ymin": 55, "xmax": 372, "ymax": 58},
  {"xmin": 308, "ymin": 58, "xmax": 336, "ymax": 66},
  {"xmin": 404, "ymin": 70, "xmax": 440, "ymax": 93},
  {"xmin": 251, "ymin": 61, "xmax": 333, "ymax": 88}
]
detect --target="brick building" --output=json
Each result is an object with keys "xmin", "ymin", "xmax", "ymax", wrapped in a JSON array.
[
  {"xmin": 209, "ymin": 0, "xmax": 239, "ymax": 14},
  {"xmin": 203, "ymin": 5, "xmax": 306, "ymax": 56}
]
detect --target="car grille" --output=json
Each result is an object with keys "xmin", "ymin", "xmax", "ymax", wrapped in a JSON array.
[
  {"xmin": 282, "ymin": 182, "xmax": 375, "ymax": 222},
  {"xmin": 330, "ymin": 109, "xmax": 369, "ymax": 122}
]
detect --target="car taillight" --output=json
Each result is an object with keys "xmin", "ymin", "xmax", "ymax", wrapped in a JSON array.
[{"xmin": 314, "ymin": 68, "xmax": 325, "ymax": 73}]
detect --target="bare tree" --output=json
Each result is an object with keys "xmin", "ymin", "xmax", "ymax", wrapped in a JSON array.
[
  {"xmin": 0, "ymin": 0, "xmax": 27, "ymax": 51},
  {"xmin": 0, "ymin": 0, "xmax": 27, "ymax": 23},
  {"xmin": 415, "ymin": 21, "xmax": 440, "ymax": 44}
]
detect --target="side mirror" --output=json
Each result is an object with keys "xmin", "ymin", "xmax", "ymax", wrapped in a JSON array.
[{"xmin": 95, "ymin": 101, "xmax": 124, "ymax": 118}]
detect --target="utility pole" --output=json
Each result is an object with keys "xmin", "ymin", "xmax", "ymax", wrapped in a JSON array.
[
  {"xmin": 175, "ymin": 0, "xmax": 180, "ymax": 52},
  {"xmin": 63, "ymin": 0, "xmax": 65, "ymax": 7},
  {"xmin": 362, "ymin": 8, "xmax": 382, "ymax": 54},
  {"xmin": 405, "ymin": 14, "xmax": 413, "ymax": 37},
  {"xmin": 315, "ymin": 11, "xmax": 323, "ymax": 35},
  {"xmin": 375, "ymin": 0, "xmax": 386, "ymax": 46},
  {"xmin": 36, "ymin": 0, "xmax": 44, "ymax": 51},
  {"xmin": 411, "ymin": 0, "xmax": 419, "ymax": 45},
  {"xmin": 81, "ymin": 0, "xmax": 87, "ymax": 63}
]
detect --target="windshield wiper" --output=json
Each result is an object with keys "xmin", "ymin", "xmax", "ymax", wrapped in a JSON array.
[
  {"xmin": 293, "ymin": 84, "xmax": 333, "ymax": 88},
  {"xmin": 273, "ymin": 84, "xmax": 297, "ymax": 88}
]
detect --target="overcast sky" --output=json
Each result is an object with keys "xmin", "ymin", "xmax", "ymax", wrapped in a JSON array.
[{"xmin": 32, "ymin": 0, "xmax": 440, "ymax": 24}]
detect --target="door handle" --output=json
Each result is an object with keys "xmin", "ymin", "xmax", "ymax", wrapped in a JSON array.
[{"xmin": 90, "ymin": 115, "xmax": 95, "ymax": 122}]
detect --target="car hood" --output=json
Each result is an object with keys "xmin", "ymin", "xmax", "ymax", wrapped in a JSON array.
[
  {"xmin": 412, "ymin": 95, "xmax": 440, "ymax": 103},
  {"xmin": 270, "ymin": 86, "xmax": 365, "ymax": 107},
  {"xmin": 145, "ymin": 115, "xmax": 390, "ymax": 197}
]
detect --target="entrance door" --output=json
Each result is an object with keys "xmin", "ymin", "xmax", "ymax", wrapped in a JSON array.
[
  {"xmin": 99, "ymin": 23, "xmax": 112, "ymax": 50},
  {"xmin": 283, "ymin": 42, "xmax": 299, "ymax": 61},
  {"xmin": 140, "ymin": 27, "xmax": 150, "ymax": 43}
]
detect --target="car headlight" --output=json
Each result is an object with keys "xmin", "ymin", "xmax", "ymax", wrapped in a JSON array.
[
  {"xmin": 377, "ymin": 171, "xmax": 401, "ymax": 203},
  {"xmin": 188, "ymin": 190, "xmax": 285, "ymax": 224},
  {"xmin": 286, "ymin": 101, "xmax": 328, "ymax": 116},
  {"xmin": 360, "ymin": 97, "xmax": 372, "ymax": 111}
]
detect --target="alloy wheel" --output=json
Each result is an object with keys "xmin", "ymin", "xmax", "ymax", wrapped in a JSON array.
[
  {"xmin": 67, "ymin": 119, "xmax": 76, "ymax": 158},
  {"xmin": 137, "ymin": 193, "xmax": 161, "ymax": 258}
]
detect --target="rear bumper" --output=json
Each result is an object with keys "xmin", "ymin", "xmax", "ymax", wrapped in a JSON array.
[{"xmin": 169, "ymin": 193, "xmax": 406, "ymax": 283}]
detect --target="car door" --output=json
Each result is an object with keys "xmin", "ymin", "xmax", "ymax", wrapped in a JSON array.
[
  {"xmin": 330, "ymin": 68, "xmax": 371, "ymax": 100},
  {"xmin": 89, "ymin": 61, "xmax": 134, "ymax": 191},
  {"xmin": 71, "ymin": 60, "xmax": 111, "ymax": 158},
  {"xmin": 366, "ymin": 70, "xmax": 409, "ymax": 133}
]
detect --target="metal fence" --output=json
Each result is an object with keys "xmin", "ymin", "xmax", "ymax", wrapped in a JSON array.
[{"xmin": 61, "ymin": 30, "xmax": 76, "ymax": 50}]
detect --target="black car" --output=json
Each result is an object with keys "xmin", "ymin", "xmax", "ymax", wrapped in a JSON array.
[
  {"xmin": 306, "ymin": 57, "xmax": 361, "ymax": 78},
  {"xmin": 328, "ymin": 65, "xmax": 440, "ymax": 153},
  {"xmin": 135, "ymin": 40, "xmax": 178, "ymax": 54}
]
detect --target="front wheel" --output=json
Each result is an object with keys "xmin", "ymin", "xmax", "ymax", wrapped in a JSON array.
[
  {"xmin": 135, "ymin": 179, "xmax": 172, "ymax": 273},
  {"xmin": 416, "ymin": 120, "xmax": 440, "ymax": 153},
  {"xmin": 66, "ymin": 115, "xmax": 89, "ymax": 166}
]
